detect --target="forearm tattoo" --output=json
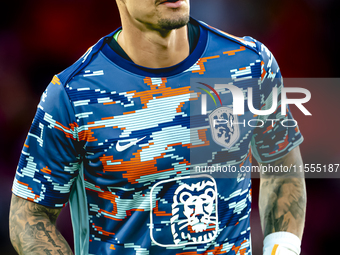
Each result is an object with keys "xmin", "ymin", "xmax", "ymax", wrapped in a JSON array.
[
  {"xmin": 259, "ymin": 147, "xmax": 307, "ymax": 238},
  {"xmin": 9, "ymin": 194, "xmax": 73, "ymax": 255},
  {"xmin": 260, "ymin": 178, "xmax": 306, "ymax": 237}
]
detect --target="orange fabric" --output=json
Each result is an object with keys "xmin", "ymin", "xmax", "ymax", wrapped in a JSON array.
[{"xmin": 271, "ymin": 244, "xmax": 279, "ymax": 255}]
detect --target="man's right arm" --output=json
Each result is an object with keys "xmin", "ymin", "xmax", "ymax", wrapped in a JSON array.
[{"xmin": 9, "ymin": 194, "xmax": 74, "ymax": 255}]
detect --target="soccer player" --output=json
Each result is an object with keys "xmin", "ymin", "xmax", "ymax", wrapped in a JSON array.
[{"xmin": 9, "ymin": 1, "xmax": 306, "ymax": 254}]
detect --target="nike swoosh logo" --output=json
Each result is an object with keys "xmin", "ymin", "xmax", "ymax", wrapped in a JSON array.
[{"xmin": 116, "ymin": 136, "xmax": 146, "ymax": 152}]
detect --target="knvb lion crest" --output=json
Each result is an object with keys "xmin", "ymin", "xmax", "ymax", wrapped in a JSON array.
[{"xmin": 209, "ymin": 107, "xmax": 240, "ymax": 149}]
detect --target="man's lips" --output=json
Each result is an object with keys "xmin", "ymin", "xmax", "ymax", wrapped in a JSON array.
[
  {"xmin": 157, "ymin": 0, "xmax": 177, "ymax": 4},
  {"xmin": 158, "ymin": 0, "xmax": 184, "ymax": 8}
]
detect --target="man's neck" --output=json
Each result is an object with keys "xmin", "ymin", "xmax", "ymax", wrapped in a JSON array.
[{"xmin": 117, "ymin": 23, "xmax": 190, "ymax": 69}]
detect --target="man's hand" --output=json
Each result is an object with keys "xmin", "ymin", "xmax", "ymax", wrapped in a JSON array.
[
  {"xmin": 259, "ymin": 146, "xmax": 307, "ymax": 254},
  {"xmin": 9, "ymin": 194, "xmax": 73, "ymax": 255}
]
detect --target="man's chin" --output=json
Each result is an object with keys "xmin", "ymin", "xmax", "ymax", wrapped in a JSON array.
[{"xmin": 157, "ymin": 16, "xmax": 190, "ymax": 30}]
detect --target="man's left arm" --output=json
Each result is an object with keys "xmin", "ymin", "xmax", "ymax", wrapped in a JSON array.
[{"xmin": 259, "ymin": 146, "xmax": 307, "ymax": 254}]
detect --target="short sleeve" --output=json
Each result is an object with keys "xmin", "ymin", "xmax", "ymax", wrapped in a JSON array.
[
  {"xmin": 12, "ymin": 76, "xmax": 81, "ymax": 208},
  {"xmin": 251, "ymin": 43, "xmax": 303, "ymax": 163}
]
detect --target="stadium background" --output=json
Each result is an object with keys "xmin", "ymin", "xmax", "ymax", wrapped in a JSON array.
[{"xmin": 0, "ymin": 0, "xmax": 339, "ymax": 254}]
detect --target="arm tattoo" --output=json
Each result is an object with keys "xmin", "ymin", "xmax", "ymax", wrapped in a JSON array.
[
  {"xmin": 44, "ymin": 249, "xmax": 53, "ymax": 255},
  {"xmin": 261, "ymin": 178, "xmax": 305, "ymax": 235},
  {"xmin": 24, "ymin": 222, "xmax": 61, "ymax": 248},
  {"xmin": 9, "ymin": 194, "xmax": 73, "ymax": 255},
  {"xmin": 259, "ymin": 147, "xmax": 307, "ymax": 239}
]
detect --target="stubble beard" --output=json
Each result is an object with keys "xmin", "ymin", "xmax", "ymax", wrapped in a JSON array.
[{"xmin": 157, "ymin": 14, "xmax": 190, "ymax": 30}]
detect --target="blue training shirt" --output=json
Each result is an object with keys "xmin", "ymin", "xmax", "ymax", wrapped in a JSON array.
[{"xmin": 12, "ymin": 18, "xmax": 303, "ymax": 255}]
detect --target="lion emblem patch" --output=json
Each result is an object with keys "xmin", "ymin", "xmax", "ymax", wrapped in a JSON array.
[{"xmin": 150, "ymin": 175, "xmax": 218, "ymax": 247}]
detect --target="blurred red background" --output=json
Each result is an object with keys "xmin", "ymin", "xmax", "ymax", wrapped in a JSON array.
[{"xmin": 1, "ymin": 0, "xmax": 339, "ymax": 254}]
